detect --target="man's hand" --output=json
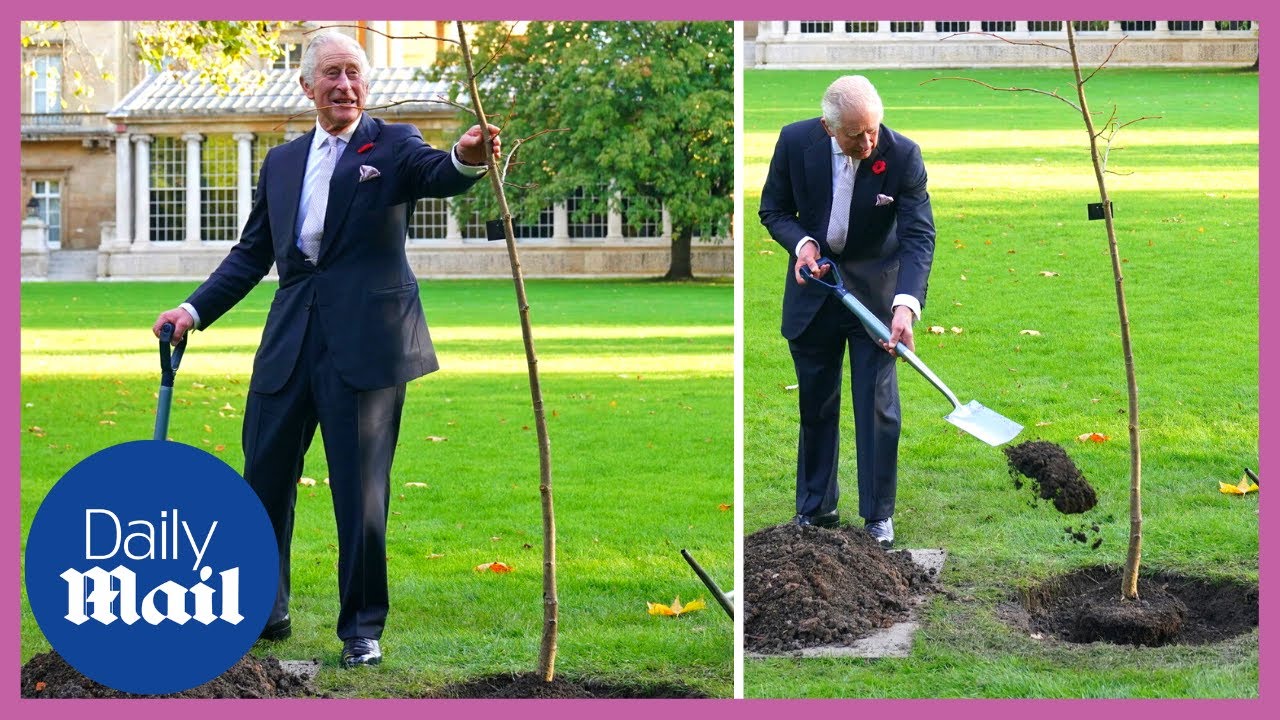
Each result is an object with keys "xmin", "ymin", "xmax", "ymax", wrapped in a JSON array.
[
  {"xmin": 794, "ymin": 240, "xmax": 829, "ymax": 285},
  {"xmin": 456, "ymin": 123, "xmax": 502, "ymax": 166},
  {"xmin": 152, "ymin": 307, "xmax": 195, "ymax": 346},
  {"xmin": 881, "ymin": 305, "xmax": 916, "ymax": 356}
]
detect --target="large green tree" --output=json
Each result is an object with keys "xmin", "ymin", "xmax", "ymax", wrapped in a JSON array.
[{"xmin": 432, "ymin": 22, "xmax": 733, "ymax": 280}]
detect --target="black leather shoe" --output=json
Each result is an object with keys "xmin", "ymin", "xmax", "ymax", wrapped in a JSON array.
[
  {"xmin": 793, "ymin": 509, "xmax": 840, "ymax": 529},
  {"xmin": 259, "ymin": 615, "xmax": 291, "ymax": 642},
  {"xmin": 341, "ymin": 637, "xmax": 382, "ymax": 668}
]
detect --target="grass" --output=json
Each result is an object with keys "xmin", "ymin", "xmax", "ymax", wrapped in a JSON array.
[
  {"xmin": 743, "ymin": 67, "xmax": 1257, "ymax": 698},
  {"xmin": 20, "ymin": 279, "xmax": 734, "ymax": 698}
]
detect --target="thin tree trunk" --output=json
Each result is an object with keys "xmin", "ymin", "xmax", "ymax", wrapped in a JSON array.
[
  {"xmin": 456, "ymin": 22, "xmax": 559, "ymax": 680},
  {"xmin": 1066, "ymin": 24, "xmax": 1142, "ymax": 601},
  {"xmin": 664, "ymin": 228, "xmax": 694, "ymax": 280}
]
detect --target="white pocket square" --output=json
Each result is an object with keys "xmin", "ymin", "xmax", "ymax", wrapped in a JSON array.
[
  {"xmin": 875, "ymin": 194, "xmax": 895, "ymax": 206},
  {"xmin": 359, "ymin": 165, "xmax": 381, "ymax": 182}
]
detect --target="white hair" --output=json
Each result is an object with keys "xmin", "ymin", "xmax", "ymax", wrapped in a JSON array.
[
  {"xmin": 821, "ymin": 75, "xmax": 884, "ymax": 132},
  {"xmin": 298, "ymin": 31, "xmax": 369, "ymax": 88}
]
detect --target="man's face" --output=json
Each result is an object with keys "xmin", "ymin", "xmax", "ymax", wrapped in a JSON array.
[
  {"xmin": 301, "ymin": 43, "xmax": 368, "ymax": 134},
  {"xmin": 822, "ymin": 107, "xmax": 881, "ymax": 161}
]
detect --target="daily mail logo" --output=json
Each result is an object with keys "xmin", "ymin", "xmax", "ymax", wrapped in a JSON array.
[
  {"xmin": 25, "ymin": 441, "xmax": 277, "ymax": 695},
  {"xmin": 62, "ymin": 508, "xmax": 243, "ymax": 627}
]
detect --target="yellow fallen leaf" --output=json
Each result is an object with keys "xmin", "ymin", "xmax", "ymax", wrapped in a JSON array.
[
  {"xmin": 220, "ymin": 403, "xmax": 236, "ymax": 411},
  {"xmin": 784, "ymin": 384, "xmax": 799, "ymax": 391},
  {"xmin": 405, "ymin": 482, "xmax": 429, "ymax": 488},
  {"xmin": 950, "ymin": 327, "xmax": 964, "ymax": 334},
  {"xmin": 759, "ymin": 249, "xmax": 775, "ymax": 255},
  {"xmin": 648, "ymin": 596, "xmax": 706, "ymax": 617},
  {"xmin": 1039, "ymin": 271, "xmax": 1060, "ymax": 277},
  {"xmin": 718, "ymin": 503, "xmax": 732, "ymax": 512},
  {"xmin": 426, "ymin": 553, "xmax": 445, "ymax": 560},
  {"xmin": 1219, "ymin": 477, "xmax": 1259, "ymax": 495},
  {"xmin": 425, "ymin": 436, "xmax": 447, "ymax": 442},
  {"xmin": 99, "ymin": 420, "xmax": 116, "ymax": 426},
  {"xmin": 928, "ymin": 326, "xmax": 946, "ymax": 335},
  {"xmin": 1076, "ymin": 432, "xmax": 1109, "ymax": 443},
  {"xmin": 1020, "ymin": 329, "xmax": 1041, "ymax": 336},
  {"xmin": 213, "ymin": 444, "xmax": 226, "ymax": 452},
  {"xmin": 191, "ymin": 382, "xmax": 206, "ymax": 389},
  {"xmin": 298, "ymin": 477, "xmax": 317, "ymax": 487},
  {"xmin": 475, "ymin": 561, "xmax": 513, "ymax": 573}
]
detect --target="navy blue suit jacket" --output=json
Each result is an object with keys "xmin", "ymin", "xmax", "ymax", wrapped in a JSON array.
[
  {"xmin": 759, "ymin": 118, "xmax": 936, "ymax": 340},
  {"xmin": 186, "ymin": 116, "xmax": 481, "ymax": 393}
]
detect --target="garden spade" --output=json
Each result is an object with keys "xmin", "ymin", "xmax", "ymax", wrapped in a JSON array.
[
  {"xmin": 800, "ymin": 259, "xmax": 1022, "ymax": 446},
  {"xmin": 681, "ymin": 549, "xmax": 733, "ymax": 619},
  {"xmin": 153, "ymin": 322, "xmax": 188, "ymax": 441}
]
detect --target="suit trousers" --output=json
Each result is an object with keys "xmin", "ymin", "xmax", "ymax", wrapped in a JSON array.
[
  {"xmin": 789, "ymin": 294, "xmax": 900, "ymax": 522},
  {"xmin": 242, "ymin": 305, "xmax": 407, "ymax": 641}
]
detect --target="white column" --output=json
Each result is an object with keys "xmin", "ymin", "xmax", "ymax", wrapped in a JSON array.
[
  {"xmin": 553, "ymin": 202, "xmax": 569, "ymax": 242},
  {"xmin": 132, "ymin": 134, "xmax": 153, "ymax": 246},
  {"xmin": 1201, "ymin": 21, "xmax": 1219, "ymax": 35},
  {"xmin": 1108, "ymin": 21, "xmax": 1123, "ymax": 34},
  {"xmin": 1015, "ymin": 21, "xmax": 1029, "ymax": 36},
  {"xmin": 606, "ymin": 189, "xmax": 623, "ymax": 241},
  {"xmin": 445, "ymin": 197, "xmax": 462, "ymax": 241},
  {"xmin": 878, "ymin": 20, "xmax": 891, "ymax": 36},
  {"xmin": 831, "ymin": 20, "xmax": 846, "ymax": 36},
  {"xmin": 182, "ymin": 132, "xmax": 204, "ymax": 245},
  {"xmin": 112, "ymin": 133, "xmax": 132, "ymax": 247},
  {"xmin": 1154, "ymin": 21, "xmax": 1170, "ymax": 35},
  {"xmin": 234, "ymin": 132, "xmax": 254, "ymax": 233}
]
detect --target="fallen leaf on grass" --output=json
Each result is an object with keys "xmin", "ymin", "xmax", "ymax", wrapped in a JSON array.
[
  {"xmin": 214, "ymin": 444, "xmax": 226, "ymax": 452},
  {"xmin": 647, "ymin": 596, "xmax": 706, "ymax": 617},
  {"xmin": 426, "ymin": 553, "xmax": 445, "ymax": 560},
  {"xmin": 475, "ymin": 561, "xmax": 513, "ymax": 573},
  {"xmin": 298, "ymin": 477, "xmax": 317, "ymax": 487},
  {"xmin": 718, "ymin": 503, "xmax": 732, "ymax": 512},
  {"xmin": 928, "ymin": 326, "xmax": 946, "ymax": 335},
  {"xmin": 784, "ymin": 384, "xmax": 798, "ymax": 391},
  {"xmin": 425, "ymin": 436, "xmax": 447, "ymax": 442},
  {"xmin": 1039, "ymin": 271, "xmax": 1060, "ymax": 277},
  {"xmin": 759, "ymin": 249, "xmax": 775, "ymax": 255},
  {"xmin": 950, "ymin": 327, "xmax": 964, "ymax": 334},
  {"xmin": 1020, "ymin": 329, "xmax": 1042, "ymax": 336},
  {"xmin": 1076, "ymin": 432, "xmax": 1109, "ymax": 443},
  {"xmin": 1219, "ymin": 476, "xmax": 1259, "ymax": 495},
  {"xmin": 99, "ymin": 420, "xmax": 115, "ymax": 426},
  {"xmin": 28, "ymin": 426, "xmax": 45, "ymax": 437},
  {"xmin": 405, "ymin": 482, "xmax": 429, "ymax": 488}
]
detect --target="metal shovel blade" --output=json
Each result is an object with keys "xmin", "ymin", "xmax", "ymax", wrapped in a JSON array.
[{"xmin": 944, "ymin": 401, "xmax": 1023, "ymax": 446}]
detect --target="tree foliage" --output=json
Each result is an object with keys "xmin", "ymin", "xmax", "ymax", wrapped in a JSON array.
[
  {"xmin": 21, "ymin": 20, "xmax": 292, "ymax": 103},
  {"xmin": 431, "ymin": 21, "xmax": 733, "ymax": 278}
]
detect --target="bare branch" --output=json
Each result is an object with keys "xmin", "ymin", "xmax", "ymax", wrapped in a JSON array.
[
  {"xmin": 272, "ymin": 97, "xmax": 461, "ymax": 131},
  {"xmin": 309, "ymin": 23, "xmax": 458, "ymax": 46},
  {"xmin": 938, "ymin": 30, "xmax": 1070, "ymax": 54},
  {"xmin": 1082, "ymin": 36, "xmax": 1127, "ymax": 84},
  {"xmin": 1116, "ymin": 115, "xmax": 1160, "ymax": 132},
  {"xmin": 476, "ymin": 23, "xmax": 520, "ymax": 78},
  {"xmin": 502, "ymin": 128, "xmax": 569, "ymax": 179},
  {"xmin": 920, "ymin": 76, "xmax": 1081, "ymax": 112}
]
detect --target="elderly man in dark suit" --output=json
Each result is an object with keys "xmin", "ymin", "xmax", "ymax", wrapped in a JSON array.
[
  {"xmin": 759, "ymin": 75, "xmax": 936, "ymax": 548},
  {"xmin": 152, "ymin": 30, "xmax": 499, "ymax": 667}
]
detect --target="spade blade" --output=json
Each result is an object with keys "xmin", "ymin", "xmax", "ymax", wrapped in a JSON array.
[{"xmin": 945, "ymin": 401, "xmax": 1023, "ymax": 446}]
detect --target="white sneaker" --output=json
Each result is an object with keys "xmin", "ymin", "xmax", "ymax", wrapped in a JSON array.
[{"xmin": 865, "ymin": 517, "xmax": 894, "ymax": 548}]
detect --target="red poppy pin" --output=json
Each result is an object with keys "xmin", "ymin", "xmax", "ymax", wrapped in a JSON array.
[
  {"xmin": 871, "ymin": 159, "xmax": 886, "ymax": 175},
  {"xmin": 358, "ymin": 143, "xmax": 375, "ymax": 154}
]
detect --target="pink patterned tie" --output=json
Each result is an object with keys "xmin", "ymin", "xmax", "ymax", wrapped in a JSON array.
[
  {"xmin": 298, "ymin": 135, "xmax": 341, "ymax": 263},
  {"xmin": 826, "ymin": 154, "xmax": 854, "ymax": 254}
]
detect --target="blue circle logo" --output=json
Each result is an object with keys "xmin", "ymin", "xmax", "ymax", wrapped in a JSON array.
[{"xmin": 25, "ymin": 440, "xmax": 279, "ymax": 695}]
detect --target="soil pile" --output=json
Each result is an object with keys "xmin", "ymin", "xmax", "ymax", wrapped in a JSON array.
[
  {"xmin": 1005, "ymin": 440, "xmax": 1098, "ymax": 514},
  {"xmin": 21, "ymin": 651, "xmax": 316, "ymax": 699},
  {"xmin": 1012, "ymin": 565, "xmax": 1258, "ymax": 647},
  {"xmin": 744, "ymin": 523, "xmax": 937, "ymax": 653},
  {"xmin": 433, "ymin": 673, "xmax": 710, "ymax": 698}
]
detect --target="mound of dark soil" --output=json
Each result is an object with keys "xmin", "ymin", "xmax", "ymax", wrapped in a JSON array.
[
  {"xmin": 1011, "ymin": 565, "xmax": 1258, "ymax": 647},
  {"xmin": 743, "ymin": 523, "xmax": 937, "ymax": 653},
  {"xmin": 1005, "ymin": 440, "xmax": 1098, "ymax": 514},
  {"xmin": 432, "ymin": 672, "xmax": 710, "ymax": 698},
  {"xmin": 20, "ymin": 651, "xmax": 316, "ymax": 699}
]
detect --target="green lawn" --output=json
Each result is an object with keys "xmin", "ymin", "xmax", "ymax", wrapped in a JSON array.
[
  {"xmin": 744, "ymin": 68, "xmax": 1257, "ymax": 698},
  {"xmin": 20, "ymin": 279, "xmax": 734, "ymax": 697}
]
